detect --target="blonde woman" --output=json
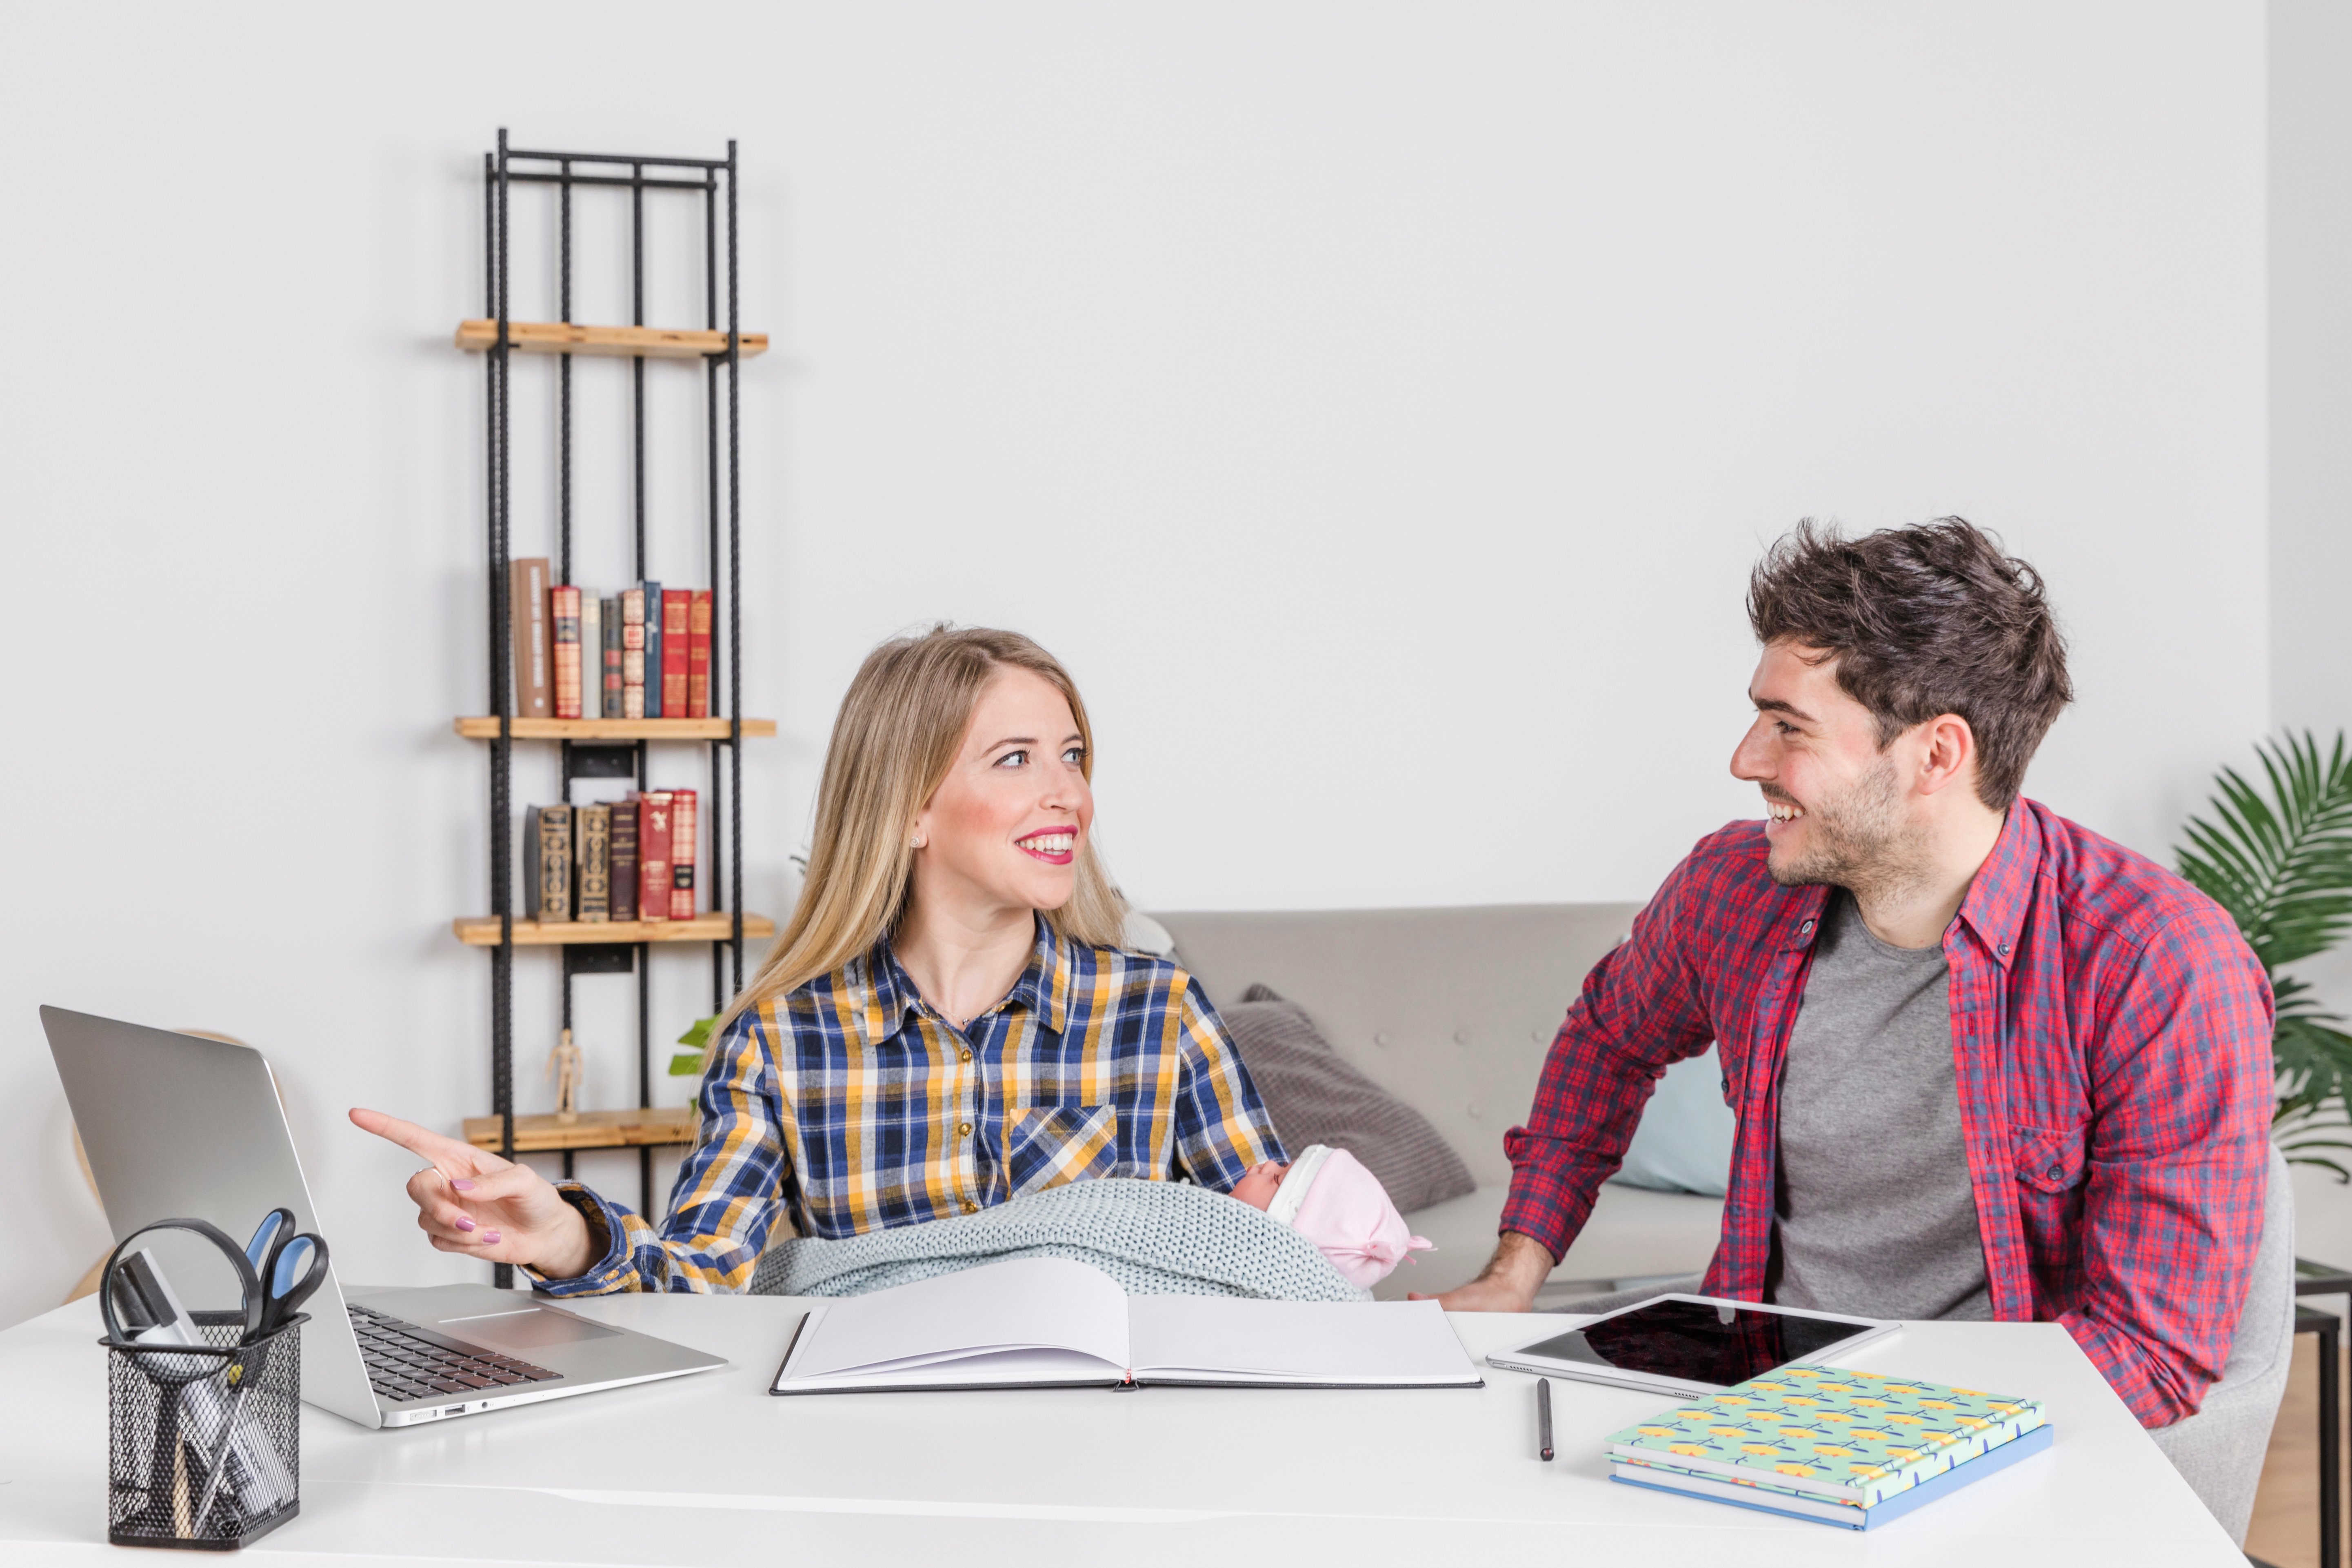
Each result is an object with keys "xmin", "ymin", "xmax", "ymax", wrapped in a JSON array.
[{"xmin": 353, "ymin": 626, "xmax": 1284, "ymax": 1291}]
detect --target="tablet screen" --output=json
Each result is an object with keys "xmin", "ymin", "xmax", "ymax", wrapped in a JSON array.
[{"xmin": 1512, "ymin": 1298, "xmax": 1877, "ymax": 1387}]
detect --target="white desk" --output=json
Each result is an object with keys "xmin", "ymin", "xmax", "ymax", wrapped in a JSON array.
[{"xmin": 0, "ymin": 1291, "xmax": 2243, "ymax": 1566}]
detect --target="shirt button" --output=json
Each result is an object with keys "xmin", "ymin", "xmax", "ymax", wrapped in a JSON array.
[
  {"xmin": 959, "ymin": 1122, "xmax": 973, "ymax": 1137},
  {"xmin": 1998, "ymin": 942, "xmax": 2011, "ymax": 957},
  {"xmin": 961, "ymin": 1201, "xmax": 977, "ymax": 1215},
  {"xmin": 1799, "ymin": 919, "xmax": 1815, "ymax": 937},
  {"xmin": 960, "ymin": 1048, "xmax": 972, "ymax": 1062},
  {"xmin": 2047, "ymin": 1164, "xmax": 2061, "ymax": 1179}
]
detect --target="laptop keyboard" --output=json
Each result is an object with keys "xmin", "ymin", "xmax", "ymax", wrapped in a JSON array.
[{"xmin": 349, "ymin": 1303, "xmax": 558, "ymax": 1404}]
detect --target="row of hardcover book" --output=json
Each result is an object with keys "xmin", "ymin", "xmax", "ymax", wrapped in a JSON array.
[
  {"xmin": 508, "ymin": 557, "xmax": 715, "ymax": 722},
  {"xmin": 524, "ymin": 791, "xmax": 697, "ymax": 924}
]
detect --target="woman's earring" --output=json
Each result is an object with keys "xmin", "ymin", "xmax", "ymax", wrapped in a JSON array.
[{"xmin": 910, "ymin": 833, "xmax": 926, "ymax": 849}]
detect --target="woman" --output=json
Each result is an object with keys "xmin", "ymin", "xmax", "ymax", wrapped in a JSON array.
[{"xmin": 353, "ymin": 625, "xmax": 1283, "ymax": 1291}]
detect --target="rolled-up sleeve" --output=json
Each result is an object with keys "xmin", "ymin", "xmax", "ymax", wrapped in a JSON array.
[
  {"xmin": 1501, "ymin": 867, "xmax": 1717, "ymax": 1259},
  {"xmin": 529, "ymin": 1011, "xmax": 790, "ymax": 1295}
]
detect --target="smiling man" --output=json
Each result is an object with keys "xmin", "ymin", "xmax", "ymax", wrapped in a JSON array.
[{"xmin": 1440, "ymin": 518, "xmax": 2273, "ymax": 1433}]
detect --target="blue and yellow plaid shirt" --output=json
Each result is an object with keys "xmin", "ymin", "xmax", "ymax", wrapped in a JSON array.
[{"xmin": 535, "ymin": 918, "xmax": 1284, "ymax": 1294}]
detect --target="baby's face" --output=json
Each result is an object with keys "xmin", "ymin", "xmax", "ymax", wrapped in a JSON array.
[{"xmin": 1231, "ymin": 1159, "xmax": 1290, "ymax": 1211}]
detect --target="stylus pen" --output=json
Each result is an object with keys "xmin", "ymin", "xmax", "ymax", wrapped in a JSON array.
[{"xmin": 1537, "ymin": 1377, "xmax": 1554, "ymax": 1461}]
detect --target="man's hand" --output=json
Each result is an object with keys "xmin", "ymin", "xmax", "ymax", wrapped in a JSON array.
[
  {"xmin": 1410, "ymin": 1230, "xmax": 1554, "ymax": 1312},
  {"xmin": 349, "ymin": 1108, "xmax": 596, "ymax": 1280}
]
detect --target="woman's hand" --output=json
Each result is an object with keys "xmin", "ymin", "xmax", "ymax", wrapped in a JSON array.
[{"xmin": 348, "ymin": 1108, "xmax": 597, "ymax": 1280}]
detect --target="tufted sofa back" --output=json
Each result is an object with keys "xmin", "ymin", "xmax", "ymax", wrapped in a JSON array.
[{"xmin": 1151, "ymin": 904, "xmax": 1641, "ymax": 1188}]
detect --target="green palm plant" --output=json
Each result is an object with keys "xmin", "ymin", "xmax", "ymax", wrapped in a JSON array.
[{"xmin": 2177, "ymin": 730, "xmax": 2352, "ymax": 1176}]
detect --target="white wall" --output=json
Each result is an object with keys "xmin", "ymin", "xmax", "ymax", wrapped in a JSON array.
[
  {"xmin": 2270, "ymin": 0, "xmax": 2352, "ymax": 1264},
  {"xmin": 0, "ymin": 2, "xmax": 2269, "ymax": 1328}
]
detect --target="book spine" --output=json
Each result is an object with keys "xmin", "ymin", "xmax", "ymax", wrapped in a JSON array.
[
  {"xmin": 688, "ymin": 589, "xmax": 712, "ymax": 718},
  {"xmin": 508, "ymin": 558, "xmax": 552, "ymax": 720},
  {"xmin": 575, "ymin": 803, "xmax": 611, "ymax": 922},
  {"xmin": 550, "ymin": 584, "xmax": 583, "ymax": 721},
  {"xmin": 662, "ymin": 589, "xmax": 690, "ymax": 718},
  {"xmin": 668, "ymin": 788, "xmax": 697, "ymax": 919},
  {"xmin": 638, "ymin": 792, "xmax": 674, "ymax": 922},
  {"xmin": 621, "ymin": 589, "xmax": 646, "ymax": 719},
  {"xmin": 609, "ymin": 798, "xmax": 640, "ymax": 922},
  {"xmin": 601, "ymin": 595, "xmax": 623, "ymax": 718},
  {"xmin": 524, "ymin": 806, "xmax": 542, "ymax": 919},
  {"xmin": 641, "ymin": 580, "xmax": 663, "ymax": 717},
  {"xmin": 577, "ymin": 593, "xmax": 602, "ymax": 724},
  {"xmin": 532, "ymin": 803, "xmax": 573, "ymax": 922}
]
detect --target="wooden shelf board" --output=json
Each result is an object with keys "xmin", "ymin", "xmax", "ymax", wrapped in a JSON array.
[
  {"xmin": 453, "ymin": 716, "xmax": 776, "ymax": 740},
  {"xmin": 454, "ymin": 320, "xmax": 768, "ymax": 360},
  {"xmin": 452, "ymin": 913, "xmax": 775, "ymax": 947},
  {"xmin": 462, "ymin": 1106, "xmax": 697, "ymax": 1153}
]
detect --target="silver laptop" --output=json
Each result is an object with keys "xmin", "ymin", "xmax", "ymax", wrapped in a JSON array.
[{"xmin": 43, "ymin": 1005, "xmax": 726, "ymax": 1428}]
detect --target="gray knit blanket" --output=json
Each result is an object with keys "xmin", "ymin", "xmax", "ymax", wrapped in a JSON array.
[{"xmin": 748, "ymin": 1177, "xmax": 1368, "ymax": 1301}]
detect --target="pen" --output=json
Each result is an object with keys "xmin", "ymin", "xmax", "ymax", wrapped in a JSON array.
[{"xmin": 1537, "ymin": 1377, "xmax": 1554, "ymax": 1461}]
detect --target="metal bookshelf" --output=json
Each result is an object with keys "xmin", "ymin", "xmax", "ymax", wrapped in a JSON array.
[{"xmin": 455, "ymin": 129, "xmax": 768, "ymax": 1288}]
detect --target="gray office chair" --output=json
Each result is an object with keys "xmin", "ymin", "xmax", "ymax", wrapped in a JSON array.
[
  {"xmin": 2147, "ymin": 1142, "xmax": 2295, "ymax": 1547},
  {"xmin": 1556, "ymin": 1145, "xmax": 2295, "ymax": 1546}
]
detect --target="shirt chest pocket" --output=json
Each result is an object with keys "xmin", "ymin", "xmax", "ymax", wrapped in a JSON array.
[
  {"xmin": 1004, "ymin": 1104, "xmax": 1119, "ymax": 1198},
  {"xmin": 2013, "ymin": 1123, "xmax": 2088, "ymax": 1195}
]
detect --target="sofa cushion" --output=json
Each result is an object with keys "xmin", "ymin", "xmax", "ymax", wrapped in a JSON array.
[
  {"xmin": 1154, "ymin": 904, "xmax": 1642, "ymax": 1188},
  {"xmin": 1222, "ymin": 984, "xmax": 1477, "ymax": 1214}
]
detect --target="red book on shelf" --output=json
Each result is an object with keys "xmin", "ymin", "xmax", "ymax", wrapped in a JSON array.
[
  {"xmin": 661, "ymin": 590, "xmax": 690, "ymax": 717},
  {"xmin": 637, "ymin": 791, "xmax": 674, "ymax": 923},
  {"xmin": 688, "ymin": 590, "xmax": 712, "ymax": 718},
  {"xmin": 621, "ymin": 588, "xmax": 647, "ymax": 719},
  {"xmin": 668, "ymin": 789, "xmax": 697, "ymax": 919},
  {"xmin": 550, "ymin": 584, "xmax": 583, "ymax": 720}
]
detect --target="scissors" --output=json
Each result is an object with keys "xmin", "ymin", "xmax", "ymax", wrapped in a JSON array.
[
  {"xmin": 240, "ymin": 1208, "xmax": 329, "ymax": 1339},
  {"xmin": 183, "ymin": 1210, "xmax": 325, "ymax": 1532}
]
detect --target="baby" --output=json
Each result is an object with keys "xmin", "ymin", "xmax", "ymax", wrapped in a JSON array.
[{"xmin": 1230, "ymin": 1144, "xmax": 1433, "ymax": 1288}]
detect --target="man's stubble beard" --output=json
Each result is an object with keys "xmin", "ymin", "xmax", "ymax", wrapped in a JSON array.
[{"xmin": 1766, "ymin": 754, "xmax": 1932, "ymax": 908}]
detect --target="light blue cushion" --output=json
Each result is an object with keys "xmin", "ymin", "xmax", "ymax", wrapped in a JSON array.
[{"xmin": 1610, "ymin": 1045, "xmax": 1735, "ymax": 1197}]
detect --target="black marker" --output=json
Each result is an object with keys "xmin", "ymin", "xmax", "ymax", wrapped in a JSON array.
[{"xmin": 1537, "ymin": 1377, "xmax": 1554, "ymax": 1461}]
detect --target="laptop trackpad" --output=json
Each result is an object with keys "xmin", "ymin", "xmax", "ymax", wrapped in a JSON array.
[{"xmin": 439, "ymin": 1307, "xmax": 622, "ymax": 1349}]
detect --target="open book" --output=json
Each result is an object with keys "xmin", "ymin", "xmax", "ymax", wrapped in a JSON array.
[{"xmin": 771, "ymin": 1257, "xmax": 1483, "ymax": 1394}]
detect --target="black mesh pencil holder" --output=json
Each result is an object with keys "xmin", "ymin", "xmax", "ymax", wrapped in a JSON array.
[{"xmin": 99, "ymin": 1219, "xmax": 304, "ymax": 1550}]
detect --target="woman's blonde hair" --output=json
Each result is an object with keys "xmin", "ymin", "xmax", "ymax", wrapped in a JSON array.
[{"xmin": 714, "ymin": 624, "xmax": 1127, "ymax": 1038}]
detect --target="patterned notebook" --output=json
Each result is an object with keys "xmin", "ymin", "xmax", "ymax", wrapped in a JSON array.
[{"xmin": 1605, "ymin": 1364, "xmax": 2047, "ymax": 1508}]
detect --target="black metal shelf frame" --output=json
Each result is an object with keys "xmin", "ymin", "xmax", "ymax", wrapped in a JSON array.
[{"xmin": 480, "ymin": 129, "xmax": 749, "ymax": 1287}]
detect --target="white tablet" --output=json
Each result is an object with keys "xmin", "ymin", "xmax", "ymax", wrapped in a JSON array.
[{"xmin": 1486, "ymin": 1293, "xmax": 1898, "ymax": 1397}]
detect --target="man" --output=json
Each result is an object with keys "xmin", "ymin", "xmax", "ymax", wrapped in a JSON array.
[{"xmin": 1439, "ymin": 518, "xmax": 2272, "ymax": 1429}]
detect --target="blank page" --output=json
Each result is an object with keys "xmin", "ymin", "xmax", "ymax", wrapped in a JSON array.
[
  {"xmin": 785, "ymin": 1257, "xmax": 1130, "ymax": 1381},
  {"xmin": 1127, "ymin": 1297, "xmax": 1479, "ymax": 1385},
  {"xmin": 777, "ymin": 1346, "xmax": 1124, "ymax": 1393}
]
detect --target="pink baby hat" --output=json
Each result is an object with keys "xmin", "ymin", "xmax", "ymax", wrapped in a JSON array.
[{"xmin": 1271, "ymin": 1145, "xmax": 1434, "ymax": 1289}]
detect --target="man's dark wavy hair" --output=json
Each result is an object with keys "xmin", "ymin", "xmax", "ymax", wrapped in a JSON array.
[{"xmin": 1746, "ymin": 517, "xmax": 2072, "ymax": 810}]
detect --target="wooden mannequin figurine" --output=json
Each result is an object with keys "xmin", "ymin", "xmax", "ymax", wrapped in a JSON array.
[{"xmin": 549, "ymin": 1028, "xmax": 584, "ymax": 1125}]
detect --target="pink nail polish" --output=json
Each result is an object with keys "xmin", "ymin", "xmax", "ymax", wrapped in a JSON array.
[
  {"xmin": 452, "ymin": 1179, "xmax": 475, "ymax": 1191},
  {"xmin": 455, "ymin": 1215, "xmax": 475, "ymax": 1232},
  {"xmin": 483, "ymin": 1231, "xmax": 502, "ymax": 1244}
]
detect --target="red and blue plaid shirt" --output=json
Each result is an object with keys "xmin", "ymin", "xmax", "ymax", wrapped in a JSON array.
[{"xmin": 1501, "ymin": 799, "xmax": 2274, "ymax": 1428}]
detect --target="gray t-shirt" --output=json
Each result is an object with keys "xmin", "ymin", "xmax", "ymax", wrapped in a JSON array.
[{"xmin": 1768, "ymin": 893, "xmax": 1990, "ymax": 1321}]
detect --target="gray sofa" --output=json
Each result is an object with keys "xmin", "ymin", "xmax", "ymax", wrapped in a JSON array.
[{"xmin": 1153, "ymin": 903, "xmax": 1723, "ymax": 1306}]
